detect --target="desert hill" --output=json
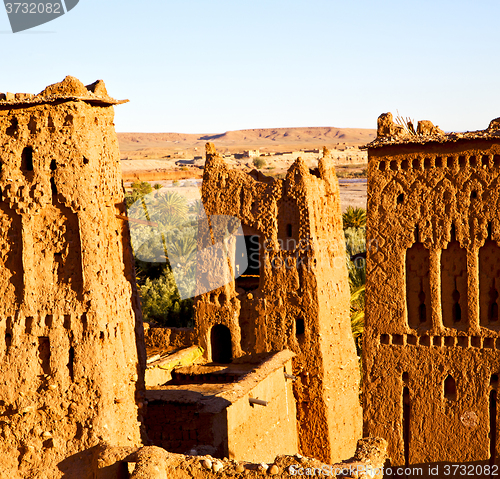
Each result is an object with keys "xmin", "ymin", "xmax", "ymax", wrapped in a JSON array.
[{"xmin": 117, "ymin": 126, "xmax": 376, "ymax": 159}]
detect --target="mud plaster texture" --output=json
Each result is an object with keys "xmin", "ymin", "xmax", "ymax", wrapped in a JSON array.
[
  {"xmin": 363, "ymin": 113, "xmax": 500, "ymax": 471},
  {"xmin": 0, "ymin": 77, "xmax": 145, "ymax": 478},
  {"xmin": 193, "ymin": 143, "xmax": 362, "ymax": 463}
]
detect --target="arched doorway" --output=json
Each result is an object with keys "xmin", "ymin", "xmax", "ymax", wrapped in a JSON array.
[{"xmin": 211, "ymin": 324, "xmax": 232, "ymax": 363}]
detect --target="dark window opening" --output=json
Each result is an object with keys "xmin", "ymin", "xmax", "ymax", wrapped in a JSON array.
[
  {"xmin": 483, "ymin": 155, "xmax": 490, "ymax": 167},
  {"xmin": 21, "ymin": 147, "xmax": 34, "ymax": 171},
  {"xmin": 492, "ymin": 374, "xmax": 499, "ymax": 387},
  {"xmin": 63, "ymin": 315, "xmax": 71, "ymax": 330},
  {"xmin": 471, "ymin": 190, "xmax": 478, "ymax": 199},
  {"xmin": 390, "ymin": 160, "xmax": 398, "ymax": 171},
  {"xmin": 25, "ymin": 317, "xmax": 33, "ymax": 334},
  {"xmin": 309, "ymin": 167, "xmax": 321, "ymax": 178},
  {"xmin": 50, "ymin": 159, "xmax": 57, "ymax": 171},
  {"xmin": 211, "ymin": 324, "xmax": 232, "ymax": 363},
  {"xmin": 287, "ymin": 224, "xmax": 293, "ymax": 237},
  {"xmin": 68, "ymin": 346, "xmax": 75, "ymax": 381},
  {"xmin": 5, "ymin": 333, "xmax": 11, "ymax": 349},
  {"xmin": 453, "ymin": 301, "xmax": 462, "ymax": 322},
  {"xmin": 6, "ymin": 118, "xmax": 18, "ymax": 136},
  {"xmin": 378, "ymin": 161, "xmax": 386, "ymax": 171},
  {"xmin": 418, "ymin": 290, "xmax": 426, "ymax": 323},
  {"xmin": 393, "ymin": 334, "xmax": 403, "ymax": 345},
  {"xmin": 450, "ymin": 223, "xmax": 457, "ymax": 242},
  {"xmin": 419, "ymin": 335, "xmax": 430, "ymax": 346},
  {"xmin": 50, "ymin": 178, "xmax": 58, "ymax": 203},
  {"xmin": 494, "ymin": 155, "xmax": 500, "ymax": 167},
  {"xmin": 402, "ymin": 372, "xmax": 409, "ymax": 384},
  {"xmin": 459, "ymin": 156, "xmax": 466, "ymax": 167},
  {"xmin": 435, "ymin": 157, "xmax": 443, "ymax": 167},
  {"xmin": 83, "ymin": 156, "xmax": 89, "ymax": 165},
  {"xmin": 235, "ymin": 235, "xmax": 260, "ymax": 291},
  {"xmin": 403, "ymin": 386, "xmax": 410, "ymax": 467},
  {"xmin": 492, "ymin": 303, "xmax": 499, "ymax": 322},
  {"xmin": 401, "ymin": 160, "xmax": 409, "ymax": 170},
  {"xmin": 44, "ymin": 315, "xmax": 53, "ymax": 328},
  {"xmin": 452, "ymin": 289, "xmax": 461, "ymax": 322},
  {"xmin": 444, "ymin": 336, "xmax": 455, "ymax": 347},
  {"xmin": 38, "ymin": 337, "xmax": 51, "ymax": 375},
  {"xmin": 469, "ymin": 156, "xmax": 477, "ymax": 167},
  {"xmin": 412, "ymin": 158, "xmax": 420, "ymax": 169},
  {"xmin": 447, "ymin": 156, "xmax": 454, "ymax": 168},
  {"xmin": 444, "ymin": 375, "xmax": 457, "ymax": 400},
  {"xmin": 407, "ymin": 335, "xmax": 417, "ymax": 345},
  {"xmin": 424, "ymin": 157, "xmax": 431, "ymax": 168},
  {"xmin": 485, "ymin": 338, "xmax": 495, "ymax": 349},
  {"xmin": 397, "ymin": 193, "xmax": 404, "ymax": 204},
  {"xmin": 296, "ymin": 316, "xmax": 305, "ymax": 337}
]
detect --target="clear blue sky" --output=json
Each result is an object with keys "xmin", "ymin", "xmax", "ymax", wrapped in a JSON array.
[{"xmin": 1, "ymin": 0, "xmax": 499, "ymax": 133}]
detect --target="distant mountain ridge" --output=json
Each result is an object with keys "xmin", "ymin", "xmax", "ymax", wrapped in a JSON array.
[{"xmin": 117, "ymin": 126, "xmax": 376, "ymax": 154}]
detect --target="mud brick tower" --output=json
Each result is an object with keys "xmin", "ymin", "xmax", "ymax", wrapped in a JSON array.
[
  {"xmin": 194, "ymin": 144, "xmax": 362, "ymax": 463},
  {"xmin": 363, "ymin": 113, "xmax": 500, "ymax": 471},
  {"xmin": 0, "ymin": 77, "xmax": 145, "ymax": 477}
]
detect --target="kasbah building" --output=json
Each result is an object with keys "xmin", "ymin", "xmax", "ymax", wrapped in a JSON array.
[{"xmin": 0, "ymin": 75, "xmax": 497, "ymax": 477}]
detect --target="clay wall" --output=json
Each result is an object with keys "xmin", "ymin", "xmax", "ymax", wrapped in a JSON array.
[
  {"xmin": 144, "ymin": 402, "xmax": 227, "ymax": 458},
  {"xmin": 0, "ymin": 77, "xmax": 145, "ymax": 478},
  {"xmin": 194, "ymin": 144, "xmax": 362, "ymax": 462},
  {"xmin": 145, "ymin": 326, "xmax": 195, "ymax": 351},
  {"xmin": 226, "ymin": 356, "xmax": 298, "ymax": 462},
  {"xmin": 144, "ymin": 353, "xmax": 298, "ymax": 463},
  {"xmin": 363, "ymin": 136, "xmax": 500, "ymax": 469}
]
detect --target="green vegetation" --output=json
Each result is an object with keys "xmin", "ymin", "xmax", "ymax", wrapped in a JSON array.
[
  {"xmin": 126, "ymin": 181, "xmax": 195, "ymax": 327},
  {"xmin": 125, "ymin": 180, "xmax": 153, "ymax": 208},
  {"xmin": 253, "ymin": 157, "xmax": 266, "ymax": 169},
  {"xmin": 335, "ymin": 169, "xmax": 367, "ymax": 179},
  {"xmin": 345, "ymin": 223, "xmax": 366, "ymax": 356},
  {"xmin": 153, "ymin": 183, "xmax": 162, "ymax": 190},
  {"xmin": 342, "ymin": 206, "xmax": 366, "ymax": 229}
]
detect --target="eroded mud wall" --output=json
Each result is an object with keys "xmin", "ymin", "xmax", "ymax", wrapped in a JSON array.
[
  {"xmin": 0, "ymin": 77, "xmax": 145, "ymax": 478},
  {"xmin": 194, "ymin": 144, "xmax": 362, "ymax": 463}
]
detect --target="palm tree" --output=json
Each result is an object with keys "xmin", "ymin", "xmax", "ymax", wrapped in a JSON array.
[
  {"xmin": 342, "ymin": 206, "xmax": 366, "ymax": 229},
  {"xmin": 168, "ymin": 235, "xmax": 197, "ymax": 267},
  {"xmin": 154, "ymin": 191, "xmax": 189, "ymax": 227}
]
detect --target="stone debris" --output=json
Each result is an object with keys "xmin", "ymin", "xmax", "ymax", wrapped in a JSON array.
[{"xmin": 98, "ymin": 438, "xmax": 387, "ymax": 478}]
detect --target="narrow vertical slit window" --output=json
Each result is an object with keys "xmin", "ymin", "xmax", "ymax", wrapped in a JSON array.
[{"xmin": 403, "ymin": 386, "xmax": 410, "ymax": 467}]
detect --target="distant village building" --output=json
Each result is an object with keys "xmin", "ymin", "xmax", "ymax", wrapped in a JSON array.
[
  {"xmin": 243, "ymin": 149, "xmax": 260, "ymax": 158},
  {"xmin": 363, "ymin": 112, "xmax": 500, "ymax": 470}
]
